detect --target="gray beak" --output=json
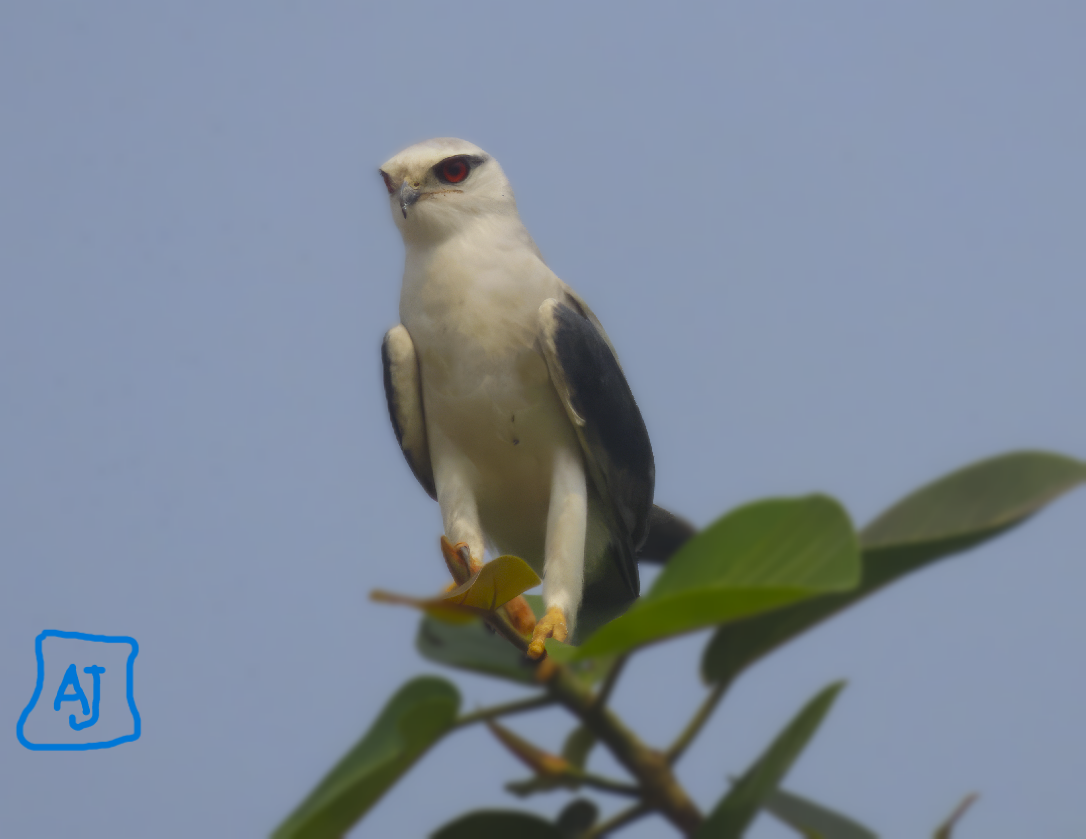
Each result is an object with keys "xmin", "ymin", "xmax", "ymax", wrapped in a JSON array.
[{"xmin": 399, "ymin": 181, "xmax": 420, "ymax": 218}]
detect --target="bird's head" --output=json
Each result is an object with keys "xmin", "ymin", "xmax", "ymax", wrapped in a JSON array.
[{"xmin": 379, "ymin": 138, "xmax": 519, "ymax": 242}]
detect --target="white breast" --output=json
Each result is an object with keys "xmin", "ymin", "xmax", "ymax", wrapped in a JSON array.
[{"xmin": 399, "ymin": 219, "xmax": 581, "ymax": 566}]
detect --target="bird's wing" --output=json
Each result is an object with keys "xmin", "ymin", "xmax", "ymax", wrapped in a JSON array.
[
  {"xmin": 538, "ymin": 295, "xmax": 655, "ymax": 597},
  {"xmin": 556, "ymin": 282, "xmax": 624, "ymax": 371},
  {"xmin": 382, "ymin": 325, "xmax": 437, "ymax": 499}
]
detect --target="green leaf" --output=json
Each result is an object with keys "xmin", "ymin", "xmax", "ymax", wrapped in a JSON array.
[
  {"xmin": 696, "ymin": 682, "xmax": 845, "ymax": 839},
  {"xmin": 273, "ymin": 677, "xmax": 460, "ymax": 839},
  {"xmin": 861, "ymin": 451, "xmax": 1085, "ymax": 550},
  {"xmin": 505, "ymin": 776, "xmax": 566, "ymax": 797},
  {"xmin": 542, "ymin": 638, "xmax": 617, "ymax": 684},
  {"xmin": 416, "ymin": 615, "xmax": 538, "ymax": 685},
  {"xmin": 575, "ymin": 496, "xmax": 860, "ymax": 658},
  {"xmin": 702, "ymin": 451, "xmax": 1086, "ymax": 684},
  {"xmin": 763, "ymin": 787, "xmax": 878, "ymax": 839},
  {"xmin": 555, "ymin": 799, "xmax": 599, "ymax": 837},
  {"xmin": 430, "ymin": 810, "xmax": 563, "ymax": 839},
  {"xmin": 561, "ymin": 725, "xmax": 597, "ymax": 769},
  {"xmin": 415, "ymin": 595, "xmax": 609, "ymax": 687}
]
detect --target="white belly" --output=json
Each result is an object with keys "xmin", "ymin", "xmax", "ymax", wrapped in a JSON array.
[{"xmin": 400, "ymin": 239, "xmax": 579, "ymax": 568}]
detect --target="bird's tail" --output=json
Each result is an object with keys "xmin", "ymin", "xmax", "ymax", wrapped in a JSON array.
[{"xmin": 636, "ymin": 504, "xmax": 697, "ymax": 563}]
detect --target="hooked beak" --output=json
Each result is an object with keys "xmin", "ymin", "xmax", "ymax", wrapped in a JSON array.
[{"xmin": 399, "ymin": 181, "xmax": 421, "ymax": 218}]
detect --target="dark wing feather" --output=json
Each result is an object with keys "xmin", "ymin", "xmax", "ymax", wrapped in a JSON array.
[
  {"xmin": 638, "ymin": 504, "xmax": 697, "ymax": 562},
  {"xmin": 538, "ymin": 298, "xmax": 654, "ymax": 597},
  {"xmin": 382, "ymin": 325, "xmax": 437, "ymax": 499}
]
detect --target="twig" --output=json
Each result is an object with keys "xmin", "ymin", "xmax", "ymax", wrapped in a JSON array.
[
  {"xmin": 482, "ymin": 607, "xmax": 533, "ymax": 654},
  {"xmin": 451, "ymin": 588, "xmax": 704, "ymax": 834},
  {"xmin": 934, "ymin": 792, "xmax": 979, "ymax": 839},
  {"xmin": 544, "ymin": 665, "xmax": 703, "ymax": 836},
  {"xmin": 453, "ymin": 694, "xmax": 555, "ymax": 730},
  {"xmin": 567, "ymin": 770, "xmax": 641, "ymax": 798},
  {"xmin": 582, "ymin": 802, "xmax": 652, "ymax": 838},
  {"xmin": 488, "ymin": 718, "xmax": 640, "ymax": 799},
  {"xmin": 666, "ymin": 679, "xmax": 729, "ymax": 765},
  {"xmin": 592, "ymin": 654, "xmax": 628, "ymax": 711},
  {"xmin": 506, "ymin": 769, "xmax": 641, "ymax": 799}
]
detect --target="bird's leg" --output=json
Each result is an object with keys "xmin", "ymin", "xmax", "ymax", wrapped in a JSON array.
[
  {"xmin": 440, "ymin": 534, "xmax": 537, "ymax": 635},
  {"xmin": 432, "ymin": 448, "xmax": 533, "ymax": 635},
  {"xmin": 503, "ymin": 593, "xmax": 537, "ymax": 637},
  {"xmin": 528, "ymin": 605, "xmax": 569, "ymax": 659},
  {"xmin": 435, "ymin": 462, "xmax": 486, "ymax": 574},
  {"xmin": 439, "ymin": 536, "xmax": 475, "ymax": 585},
  {"xmin": 529, "ymin": 445, "xmax": 588, "ymax": 659},
  {"xmin": 457, "ymin": 543, "xmax": 483, "ymax": 575}
]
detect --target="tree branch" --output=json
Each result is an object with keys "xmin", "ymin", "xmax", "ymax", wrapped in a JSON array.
[
  {"xmin": 567, "ymin": 769, "xmax": 641, "ymax": 798},
  {"xmin": 592, "ymin": 653, "xmax": 628, "ymax": 711},
  {"xmin": 452, "ymin": 694, "xmax": 555, "ymax": 730},
  {"xmin": 456, "ymin": 604, "xmax": 704, "ymax": 834},
  {"xmin": 582, "ymin": 802, "xmax": 652, "ymax": 838},
  {"xmin": 541, "ymin": 664, "xmax": 703, "ymax": 836},
  {"xmin": 666, "ymin": 679, "xmax": 729, "ymax": 765}
]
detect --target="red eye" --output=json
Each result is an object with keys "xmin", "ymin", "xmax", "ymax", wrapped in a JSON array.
[
  {"xmin": 381, "ymin": 171, "xmax": 395, "ymax": 194},
  {"xmin": 437, "ymin": 157, "xmax": 470, "ymax": 184}
]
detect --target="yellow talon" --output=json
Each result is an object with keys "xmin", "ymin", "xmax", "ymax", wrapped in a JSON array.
[
  {"xmin": 440, "ymin": 536, "xmax": 483, "ymax": 584},
  {"xmin": 527, "ymin": 605, "xmax": 568, "ymax": 659},
  {"xmin": 458, "ymin": 543, "xmax": 484, "ymax": 575},
  {"xmin": 503, "ymin": 594, "xmax": 537, "ymax": 637}
]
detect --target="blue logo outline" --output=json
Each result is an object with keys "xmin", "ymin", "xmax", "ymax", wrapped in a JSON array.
[{"xmin": 16, "ymin": 630, "xmax": 141, "ymax": 751}]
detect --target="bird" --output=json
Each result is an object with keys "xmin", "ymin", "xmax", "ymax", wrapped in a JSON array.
[{"xmin": 378, "ymin": 138, "xmax": 691, "ymax": 658}]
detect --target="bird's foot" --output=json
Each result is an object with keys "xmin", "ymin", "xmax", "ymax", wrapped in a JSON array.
[
  {"xmin": 440, "ymin": 535, "xmax": 483, "ymax": 584},
  {"xmin": 502, "ymin": 594, "xmax": 537, "ymax": 637},
  {"xmin": 459, "ymin": 543, "xmax": 485, "ymax": 575},
  {"xmin": 527, "ymin": 605, "xmax": 568, "ymax": 660}
]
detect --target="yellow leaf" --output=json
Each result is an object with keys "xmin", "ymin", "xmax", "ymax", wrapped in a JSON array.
[
  {"xmin": 371, "ymin": 555, "xmax": 541, "ymax": 625},
  {"xmin": 441, "ymin": 555, "xmax": 541, "ymax": 612}
]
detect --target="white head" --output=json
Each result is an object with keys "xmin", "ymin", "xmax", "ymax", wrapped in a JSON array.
[{"xmin": 379, "ymin": 138, "xmax": 520, "ymax": 243}]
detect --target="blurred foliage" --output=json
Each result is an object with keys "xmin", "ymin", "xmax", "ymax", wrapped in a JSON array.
[{"xmin": 274, "ymin": 451, "xmax": 1085, "ymax": 838}]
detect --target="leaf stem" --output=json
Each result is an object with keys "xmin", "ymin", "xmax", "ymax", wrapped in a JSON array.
[
  {"xmin": 666, "ymin": 679, "xmax": 729, "ymax": 765},
  {"xmin": 934, "ymin": 792, "xmax": 979, "ymax": 839},
  {"xmin": 483, "ymin": 607, "xmax": 534, "ymax": 654},
  {"xmin": 567, "ymin": 769, "xmax": 642, "ymax": 798},
  {"xmin": 582, "ymin": 802, "xmax": 652, "ymax": 838},
  {"xmin": 453, "ymin": 694, "xmax": 555, "ymax": 729},
  {"xmin": 592, "ymin": 654, "xmax": 628, "ymax": 711},
  {"xmin": 506, "ymin": 769, "xmax": 641, "ymax": 799}
]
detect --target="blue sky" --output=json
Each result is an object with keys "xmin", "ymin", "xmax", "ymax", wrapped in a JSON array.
[{"xmin": 2, "ymin": 3, "xmax": 1084, "ymax": 837}]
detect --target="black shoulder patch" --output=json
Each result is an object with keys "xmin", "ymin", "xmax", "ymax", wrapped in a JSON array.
[
  {"xmin": 550, "ymin": 303, "xmax": 654, "ymax": 595},
  {"xmin": 381, "ymin": 335, "xmax": 406, "ymax": 447},
  {"xmin": 381, "ymin": 332, "xmax": 437, "ymax": 500}
]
